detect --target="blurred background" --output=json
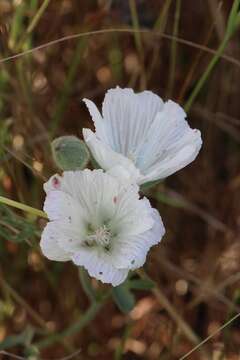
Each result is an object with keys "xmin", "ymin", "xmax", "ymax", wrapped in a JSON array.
[{"xmin": 0, "ymin": 0, "xmax": 240, "ymax": 359}]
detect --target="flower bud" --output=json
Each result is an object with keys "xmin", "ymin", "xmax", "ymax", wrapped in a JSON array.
[{"xmin": 51, "ymin": 136, "xmax": 90, "ymax": 171}]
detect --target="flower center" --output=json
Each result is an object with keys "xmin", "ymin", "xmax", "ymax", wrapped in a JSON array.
[{"xmin": 86, "ymin": 225, "xmax": 112, "ymax": 249}]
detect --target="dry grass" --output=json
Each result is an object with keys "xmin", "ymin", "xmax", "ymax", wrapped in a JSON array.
[{"xmin": 0, "ymin": 1, "xmax": 240, "ymax": 359}]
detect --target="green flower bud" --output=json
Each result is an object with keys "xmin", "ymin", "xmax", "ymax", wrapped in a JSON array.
[{"xmin": 51, "ymin": 136, "xmax": 90, "ymax": 171}]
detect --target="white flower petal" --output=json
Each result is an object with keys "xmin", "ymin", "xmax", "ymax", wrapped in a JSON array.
[
  {"xmin": 53, "ymin": 220, "xmax": 89, "ymax": 253},
  {"xmin": 112, "ymin": 208, "xmax": 165, "ymax": 270},
  {"xmin": 139, "ymin": 140, "xmax": 202, "ymax": 184},
  {"xmin": 43, "ymin": 190, "xmax": 86, "ymax": 229},
  {"xmin": 112, "ymin": 190, "xmax": 154, "ymax": 237},
  {"xmin": 41, "ymin": 169, "xmax": 165, "ymax": 286},
  {"xmin": 44, "ymin": 174, "xmax": 63, "ymax": 194},
  {"xmin": 83, "ymin": 128, "xmax": 140, "ymax": 183},
  {"xmin": 102, "ymin": 87, "xmax": 164, "ymax": 155},
  {"xmin": 82, "ymin": 98, "xmax": 109, "ymax": 144},
  {"xmin": 72, "ymin": 248, "xmax": 128, "ymax": 286},
  {"xmin": 40, "ymin": 222, "xmax": 71, "ymax": 261},
  {"xmin": 83, "ymin": 88, "xmax": 202, "ymax": 184},
  {"xmin": 107, "ymin": 165, "xmax": 135, "ymax": 184},
  {"xmin": 136, "ymin": 100, "xmax": 202, "ymax": 181}
]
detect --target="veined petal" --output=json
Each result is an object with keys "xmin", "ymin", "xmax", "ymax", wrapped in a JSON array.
[
  {"xmin": 60, "ymin": 169, "xmax": 124, "ymax": 226},
  {"xmin": 111, "ymin": 193, "xmax": 154, "ymax": 237},
  {"xmin": 107, "ymin": 165, "xmax": 140, "ymax": 189},
  {"xmin": 83, "ymin": 128, "xmax": 140, "ymax": 183},
  {"xmin": 40, "ymin": 222, "xmax": 71, "ymax": 261},
  {"xmin": 102, "ymin": 87, "xmax": 164, "ymax": 156},
  {"xmin": 112, "ymin": 208, "xmax": 165, "ymax": 270},
  {"xmin": 52, "ymin": 219, "xmax": 88, "ymax": 253},
  {"xmin": 41, "ymin": 169, "xmax": 166, "ymax": 286},
  {"xmin": 72, "ymin": 248, "xmax": 128, "ymax": 286},
  {"xmin": 82, "ymin": 98, "xmax": 109, "ymax": 144},
  {"xmin": 43, "ymin": 190, "xmax": 86, "ymax": 229},
  {"xmin": 137, "ymin": 100, "xmax": 202, "ymax": 177},
  {"xmin": 139, "ymin": 133, "xmax": 202, "ymax": 184},
  {"xmin": 83, "ymin": 88, "xmax": 202, "ymax": 185}
]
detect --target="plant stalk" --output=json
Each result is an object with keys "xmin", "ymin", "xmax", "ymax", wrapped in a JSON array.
[{"xmin": 0, "ymin": 196, "xmax": 47, "ymax": 219}]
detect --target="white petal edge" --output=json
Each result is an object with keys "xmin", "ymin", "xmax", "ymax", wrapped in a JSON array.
[
  {"xmin": 44, "ymin": 174, "xmax": 63, "ymax": 194},
  {"xmin": 112, "ymin": 208, "xmax": 165, "ymax": 270},
  {"xmin": 83, "ymin": 128, "xmax": 140, "ymax": 183},
  {"xmin": 138, "ymin": 133, "xmax": 202, "ymax": 184},
  {"xmin": 72, "ymin": 248, "xmax": 129, "ymax": 286},
  {"xmin": 101, "ymin": 87, "xmax": 164, "ymax": 154},
  {"xmin": 40, "ymin": 222, "xmax": 71, "ymax": 261},
  {"xmin": 83, "ymin": 98, "xmax": 109, "ymax": 144},
  {"xmin": 43, "ymin": 189, "xmax": 84, "ymax": 224},
  {"xmin": 112, "ymin": 191, "xmax": 155, "ymax": 237}
]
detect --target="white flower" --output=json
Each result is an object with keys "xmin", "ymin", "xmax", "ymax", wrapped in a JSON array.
[
  {"xmin": 83, "ymin": 87, "xmax": 202, "ymax": 185},
  {"xmin": 40, "ymin": 169, "xmax": 165, "ymax": 286}
]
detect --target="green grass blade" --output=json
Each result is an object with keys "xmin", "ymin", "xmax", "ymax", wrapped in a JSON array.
[{"xmin": 50, "ymin": 37, "xmax": 88, "ymax": 135}]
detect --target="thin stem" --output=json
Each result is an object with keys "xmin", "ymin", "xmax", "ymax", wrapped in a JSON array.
[
  {"xmin": 114, "ymin": 322, "xmax": 133, "ymax": 360},
  {"xmin": 50, "ymin": 37, "xmax": 87, "ymax": 135},
  {"xmin": 185, "ymin": 0, "xmax": 240, "ymax": 112},
  {"xmin": 147, "ymin": 0, "xmax": 172, "ymax": 83},
  {"xmin": 0, "ymin": 195, "xmax": 47, "ymax": 219},
  {"xmin": 79, "ymin": 268, "xmax": 96, "ymax": 303},
  {"xmin": 0, "ymin": 349, "xmax": 82, "ymax": 360},
  {"xmin": 177, "ymin": 20, "xmax": 215, "ymax": 102},
  {"xmin": 129, "ymin": 0, "xmax": 143, "ymax": 58},
  {"xmin": 0, "ymin": 272, "xmax": 49, "ymax": 330},
  {"xmin": 153, "ymin": 0, "xmax": 172, "ymax": 30},
  {"xmin": 128, "ymin": 0, "xmax": 146, "ymax": 89},
  {"xmin": 153, "ymin": 286, "xmax": 200, "ymax": 344},
  {"xmin": 137, "ymin": 269, "xmax": 210, "ymax": 359},
  {"xmin": 26, "ymin": 0, "xmax": 51, "ymax": 35},
  {"xmin": 3, "ymin": 145, "xmax": 46, "ymax": 181},
  {"xmin": 17, "ymin": 0, "xmax": 51, "ymax": 50},
  {"xmin": 184, "ymin": 37, "xmax": 228, "ymax": 112},
  {"xmin": 167, "ymin": 0, "xmax": 181, "ymax": 98},
  {"xmin": 36, "ymin": 294, "xmax": 110, "ymax": 349},
  {"xmin": 179, "ymin": 312, "xmax": 240, "ymax": 360},
  {"xmin": 1, "ymin": 29, "xmax": 240, "ymax": 68},
  {"xmin": 226, "ymin": 0, "xmax": 240, "ymax": 37},
  {"xmin": 8, "ymin": 1, "xmax": 25, "ymax": 49}
]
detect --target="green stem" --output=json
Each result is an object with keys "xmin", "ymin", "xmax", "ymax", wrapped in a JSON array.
[
  {"xmin": 167, "ymin": 0, "xmax": 181, "ymax": 98},
  {"xmin": 50, "ymin": 36, "xmax": 88, "ymax": 135},
  {"xmin": 26, "ymin": 0, "xmax": 51, "ymax": 35},
  {"xmin": 184, "ymin": 36, "xmax": 228, "ymax": 113},
  {"xmin": 129, "ymin": 0, "xmax": 143, "ymax": 59},
  {"xmin": 185, "ymin": 0, "xmax": 240, "ymax": 112},
  {"xmin": 153, "ymin": 0, "xmax": 172, "ymax": 30},
  {"xmin": 17, "ymin": 0, "xmax": 51, "ymax": 50},
  {"xmin": 0, "ymin": 196, "xmax": 47, "ymax": 219},
  {"xmin": 9, "ymin": 1, "xmax": 26, "ymax": 49},
  {"xmin": 36, "ymin": 296, "xmax": 109, "ymax": 349},
  {"xmin": 114, "ymin": 322, "xmax": 132, "ymax": 360},
  {"xmin": 128, "ymin": 0, "xmax": 146, "ymax": 89},
  {"xmin": 79, "ymin": 268, "xmax": 96, "ymax": 302}
]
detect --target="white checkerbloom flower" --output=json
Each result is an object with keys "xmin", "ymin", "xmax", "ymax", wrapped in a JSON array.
[
  {"xmin": 83, "ymin": 87, "xmax": 202, "ymax": 185},
  {"xmin": 40, "ymin": 169, "xmax": 165, "ymax": 286}
]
